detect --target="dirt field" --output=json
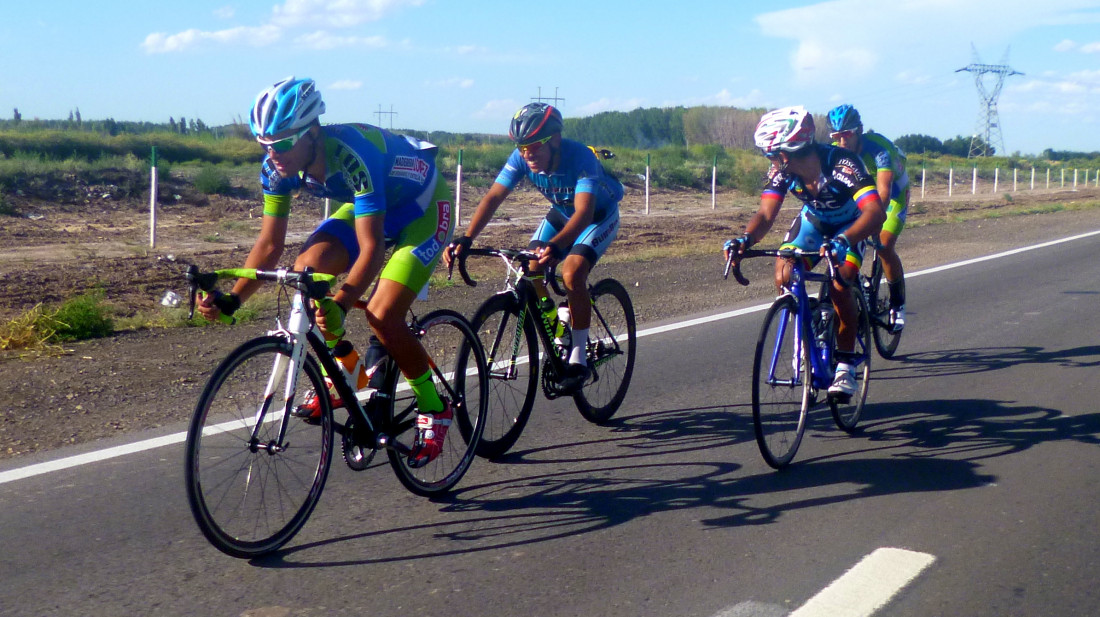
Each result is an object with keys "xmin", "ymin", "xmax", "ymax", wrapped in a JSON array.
[{"xmin": 2, "ymin": 178, "xmax": 1099, "ymax": 460}]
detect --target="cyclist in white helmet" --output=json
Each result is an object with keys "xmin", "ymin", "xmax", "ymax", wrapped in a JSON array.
[
  {"xmin": 196, "ymin": 76, "xmax": 457, "ymax": 468},
  {"xmin": 723, "ymin": 106, "xmax": 886, "ymax": 397}
]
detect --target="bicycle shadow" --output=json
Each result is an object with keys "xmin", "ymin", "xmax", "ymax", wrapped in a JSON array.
[
  {"xmin": 876, "ymin": 344, "xmax": 1100, "ymax": 376},
  {"xmin": 250, "ymin": 397, "xmax": 1100, "ymax": 568}
]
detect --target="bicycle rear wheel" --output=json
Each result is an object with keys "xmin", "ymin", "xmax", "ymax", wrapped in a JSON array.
[
  {"xmin": 574, "ymin": 278, "xmax": 637, "ymax": 424},
  {"xmin": 185, "ymin": 336, "xmax": 333, "ymax": 558},
  {"xmin": 752, "ymin": 296, "xmax": 811, "ymax": 469},
  {"xmin": 387, "ymin": 309, "xmax": 488, "ymax": 496},
  {"xmin": 470, "ymin": 292, "xmax": 539, "ymax": 458},
  {"xmin": 829, "ymin": 288, "xmax": 872, "ymax": 433},
  {"xmin": 867, "ymin": 255, "xmax": 901, "ymax": 358}
]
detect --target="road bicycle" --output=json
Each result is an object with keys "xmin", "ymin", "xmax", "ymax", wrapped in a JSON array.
[
  {"xmin": 859, "ymin": 239, "xmax": 903, "ymax": 359},
  {"xmin": 725, "ymin": 247, "xmax": 872, "ymax": 469},
  {"xmin": 182, "ymin": 265, "xmax": 488, "ymax": 558},
  {"xmin": 451, "ymin": 247, "xmax": 637, "ymax": 458}
]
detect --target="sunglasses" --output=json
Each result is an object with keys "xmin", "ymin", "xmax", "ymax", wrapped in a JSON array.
[
  {"xmin": 830, "ymin": 130, "xmax": 857, "ymax": 140},
  {"xmin": 518, "ymin": 134, "xmax": 553, "ymax": 155},
  {"xmin": 258, "ymin": 127, "xmax": 311, "ymax": 153}
]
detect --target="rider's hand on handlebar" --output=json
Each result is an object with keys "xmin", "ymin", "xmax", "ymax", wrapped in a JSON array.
[
  {"xmin": 315, "ymin": 297, "xmax": 347, "ymax": 342},
  {"xmin": 195, "ymin": 290, "xmax": 240, "ymax": 322},
  {"xmin": 443, "ymin": 235, "xmax": 472, "ymax": 268},
  {"xmin": 723, "ymin": 234, "xmax": 752, "ymax": 262},
  {"xmin": 536, "ymin": 242, "xmax": 565, "ymax": 267},
  {"xmin": 822, "ymin": 234, "xmax": 851, "ymax": 262}
]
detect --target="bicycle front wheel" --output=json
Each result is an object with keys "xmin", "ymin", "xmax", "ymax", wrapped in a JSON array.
[
  {"xmin": 470, "ymin": 292, "xmax": 539, "ymax": 458},
  {"xmin": 752, "ymin": 296, "xmax": 811, "ymax": 469},
  {"xmin": 830, "ymin": 288, "xmax": 872, "ymax": 433},
  {"xmin": 867, "ymin": 256, "xmax": 901, "ymax": 359},
  {"xmin": 574, "ymin": 278, "xmax": 637, "ymax": 424},
  {"xmin": 185, "ymin": 336, "xmax": 333, "ymax": 558},
  {"xmin": 387, "ymin": 309, "xmax": 488, "ymax": 496}
]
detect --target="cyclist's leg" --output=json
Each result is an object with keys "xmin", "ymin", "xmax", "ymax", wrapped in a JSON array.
[
  {"xmin": 830, "ymin": 222, "xmax": 866, "ymax": 353},
  {"xmin": 295, "ymin": 204, "xmax": 357, "ymax": 345},
  {"xmin": 877, "ymin": 189, "xmax": 908, "ymax": 308},
  {"xmin": 527, "ymin": 212, "xmax": 563, "ymax": 302},
  {"xmin": 562, "ymin": 210, "xmax": 619, "ymax": 333},
  {"xmin": 372, "ymin": 175, "xmax": 455, "ymax": 415}
]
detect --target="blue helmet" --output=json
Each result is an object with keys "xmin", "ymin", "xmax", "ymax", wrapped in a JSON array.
[
  {"xmin": 249, "ymin": 77, "xmax": 326, "ymax": 138},
  {"xmin": 827, "ymin": 104, "xmax": 862, "ymax": 133}
]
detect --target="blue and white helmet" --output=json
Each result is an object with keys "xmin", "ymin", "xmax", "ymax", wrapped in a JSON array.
[
  {"xmin": 753, "ymin": 106, "xmax": 816, "ymax": 154},
  {"xmin": 827, "ymin": 104, "xmax": 862, "ymax": 133},
  {"xmin": 249, "ymin": 77, "xmax": 325, "ymax": 138}
]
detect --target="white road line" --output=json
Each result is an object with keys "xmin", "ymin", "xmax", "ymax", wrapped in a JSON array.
[
  {"xmin": 3, "ymin": 229, "xmax": 1099, "ymax": 486},
  {"xmin": 789, "ymin": 547, "xmax": 936, "ymax": 617}
]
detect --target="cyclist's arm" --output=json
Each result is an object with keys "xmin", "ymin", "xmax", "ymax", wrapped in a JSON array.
[
  {"xmin": 744, "ymin": 194, "xmax": 783, "ymax": 245},
  {"xmin": 875, "ymin": 169, "xmax": 894, "ymax": 206},
  {"xmin": 334, "ymin": 214, "xmax": 386, "ymax": 312},
  {"xmin": 463, "ymin": 181, "xmax": 511, "ymax": 241},
  {"xmin": 840, "ymin": 189, "xmax": 887, "ymax": 245}
]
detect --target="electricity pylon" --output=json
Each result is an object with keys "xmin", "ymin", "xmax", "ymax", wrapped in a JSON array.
[{"xmin": 956, "ymin": 45, "xmax": 1023, "ymax": 157}]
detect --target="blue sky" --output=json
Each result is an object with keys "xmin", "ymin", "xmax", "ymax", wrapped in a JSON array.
[{"xmin": 2, "ymin": 0, "xmax": 1099, "ymax": 155}]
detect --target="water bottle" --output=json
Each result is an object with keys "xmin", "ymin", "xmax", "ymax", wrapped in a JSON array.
[
  {"xmin": 333, "ymin": 340, "xmax": 369, "ymax": 390},
  {"xmin": 554, "ymin": 304, "xmax": 572, "ymax": 348},
  {"xmin": 361, "ymin": 335, "xmax": 389, "ymax": 389},
  {"xmin": 538, "ymin": 296, "xmax": 558, "ymax": 337}
]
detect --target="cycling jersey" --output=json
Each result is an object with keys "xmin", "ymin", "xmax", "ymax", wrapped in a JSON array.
[
  {"xmin": 261, "ymin": 123, "xmax": 453, "ymax": 293},
  {"xmin": 494, "ymin": 138, "xmax": 623, "ymax": 223},
  {"xmin": 261, "ymin": 123, "xmax": 442, "ymax": 241},
  {"xmin": 851, "ymin": 131, "xmax": 909, "ymax": 200},
  {"xmin": 762, "ymin": 143, "xmax": 879, "ymax": 229}
]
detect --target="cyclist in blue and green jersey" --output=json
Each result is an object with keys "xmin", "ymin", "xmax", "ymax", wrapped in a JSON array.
[
  {"xmin": 444, "ymin": 103, "xmax": 623, "ymax": 394},
  {"xmin": 195, "ymin": 77, "xmax": 455, "ymax": 468},
  {"xmin": 723, "ymin": 106, "xmax": 886, "ymax": 397},
  {"xmin": 828, "ymin": 104, "xmax": 909, "ymax": 332}
]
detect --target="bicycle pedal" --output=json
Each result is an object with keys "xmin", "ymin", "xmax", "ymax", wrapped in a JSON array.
[{"xmin": 828, "ymin": 392, "xmax": 853, "ymax": 405}]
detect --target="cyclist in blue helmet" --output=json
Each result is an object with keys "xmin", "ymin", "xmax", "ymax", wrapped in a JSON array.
[
  {"xmin": 197, "ymin": 76, "xmax": 457, "ymax": 468},
  {"xmin": 828, "ymin": 104, "xmax": 910, "ymax": 332},
  {"xmin": 443, "ymin": 102, "xmax": 624, "ymax": 394},
  {"xmin": 724, "ymin": 106, "xmax": 886, "ymax": 397}
]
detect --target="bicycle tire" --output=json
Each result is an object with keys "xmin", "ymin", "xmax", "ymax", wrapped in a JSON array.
[
  {"xmin": 868, "ymin": 255, "xmax": 902, "ymax": 359},
  {"xmin": 185, "ymin": 335, "xmax": 333, "ymax": 558},
  {"xmin": 829, "ymin": 288, "xmax": 872, "ymax": 433},
  {"xmin": 470, "ymin": 292, "xmax": 539, "ymax": 458},
  {"xmin": 387, "ymin": 309, "xmax": 489, "ymax": 496},
  {"xmin": 573, "ymin": 278, "xmax": 637, "ymax": 424},
  {"xmin": 752, "ymin": 295, "xmax": 811, "ymax": 469}
]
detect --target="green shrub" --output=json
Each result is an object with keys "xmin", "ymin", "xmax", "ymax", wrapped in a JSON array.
[
  {"xmin": 48, "ymin": 291, "xmax": 114, "ymax": 342},
  {"xmin": 193, "ymin": 165, "xmax": 232, "ymax": 195}
]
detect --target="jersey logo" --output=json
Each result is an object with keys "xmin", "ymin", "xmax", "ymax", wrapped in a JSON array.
[{"xmin": 390, "ymin": 156, "xmax": 430, "ymax": 184}]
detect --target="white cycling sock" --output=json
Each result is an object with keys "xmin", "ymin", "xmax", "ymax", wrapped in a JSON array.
[{"xmin": 569, "ymin": 328, "xmax": 589, "ymax": 365}]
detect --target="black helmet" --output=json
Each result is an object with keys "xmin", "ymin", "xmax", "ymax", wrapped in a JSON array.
[{"xmin": 509, "ymin": 103, "xmax": 563, "ymax": 145}]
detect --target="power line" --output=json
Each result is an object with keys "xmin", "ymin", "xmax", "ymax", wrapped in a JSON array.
[
  {"xmin": 956, "ymin": 44, "xmax": 1023, "ymax": 157},
  {"xmin": 374, "ymin": 104, "xmax": 397, "ymax": 129}
]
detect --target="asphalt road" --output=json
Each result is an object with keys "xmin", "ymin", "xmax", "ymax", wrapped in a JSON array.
[{"xmin": 2, "ymin": 231, "xmax": 1099, "ymax": 617}]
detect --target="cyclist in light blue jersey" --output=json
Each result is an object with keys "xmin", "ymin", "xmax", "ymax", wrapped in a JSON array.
[
  {"xmin": 196, "ymin": 77, "xmax": 455, "ymax": 468},
  {"xmin": 444, "ymin": 103, "xmax": 623, "ymax": 394},
  {"xmin": 828, "ymin": 104, "xmax": 909, "ymax": 332}
]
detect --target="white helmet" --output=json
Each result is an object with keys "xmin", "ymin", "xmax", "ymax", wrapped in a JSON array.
[
  {"xmin": 249, "ymin": 77, "xmax": 325, "ymax": 138},
  {"xmin": 754, "ymin": 106, "xmax": 816, "ymax": 155}
]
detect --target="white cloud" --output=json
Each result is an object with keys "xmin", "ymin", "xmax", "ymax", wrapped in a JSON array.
[
  {"xmin": 143, "ymin": 0, "xmax": 423, "ymax": 53},
  {"xmin": 294, "ymin": 30, "xmax": 387, "ymax": 49},
  {"xmin": 270, "ymin": 0, "xmax": 426, "ymax": 28},
  {"xmin": 141, "ymin": 25, "xmax": 281, "ymax": 53},
  {"xmin": 213, "ymin": 6, "xmax": 235, "ymax": 19},
  {"xmin": 473, "ymin": 99, "xmax": 522, "ymax": 121},
  {"xmin": 1082, "ymin": 41, "xmax": 1100, "ymax": 53},
  {"xmin": 329, "ymin": 80, "xmax": 363, "ymax": 91},
  {"xmin": 1054, "ymin": 39, "xmax": 1078, "ymax": 52},
  {"xmin": 895, "ymin": 70, "xmax": 932, "ymax": 85}
]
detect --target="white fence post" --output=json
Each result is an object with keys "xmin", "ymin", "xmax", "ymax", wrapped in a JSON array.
[
  {"xmin": 149, "ymin": 146, "xmax": 157, "ymax": 249},
  {"xmin": 1030, "ymin": 168, "xmax": 1035, "ymax": 191},
  {"xmin": 921, "ymin": 167, "xmax": 926, "ymax": 199},
  {"xmin": 645, "ymin": 153, "xmax": 650, "ymax": 215},
  {"xmin": 455, "ymin": 149, "xmax": 463, "ymax": 226},
  {"xmin": 972, "ymin": 167, "xmax": 978, "ymax": 194},
  {"xmin": 993, "ymin": 168, "xmax": 999, "ymax": 193},
  {"xmin": 1074, "ymin": 169, "xmax": 1078, "ymax": 190},
  {"xmin": 948, "ymin": 167, "xmax": 954, "ymax": 197},
  {"xmin": 711, "ymin": 155, "xmax": 717, "ymax": 210}
]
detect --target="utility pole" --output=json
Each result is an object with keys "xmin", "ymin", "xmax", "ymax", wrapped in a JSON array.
[
  {"xmin": 374, "ymin": 104, "xmax": 397, "ymax": 129},
  {"xmin": 531, "ymin": 87, "xmax": 565, "ymax": 107},
  {"xmin": 956, "ymin": 44, "xmax": 1022, "ymax": 158}
]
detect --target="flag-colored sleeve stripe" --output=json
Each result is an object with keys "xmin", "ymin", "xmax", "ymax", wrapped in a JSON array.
[{"xmin": 854, "ymin": 186, "xmax": 878, "ymax": 210}]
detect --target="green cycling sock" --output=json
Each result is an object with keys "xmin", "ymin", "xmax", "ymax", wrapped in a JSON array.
[{"xmin": 407, "ymin": 370, "xmax": 444, "ymax": 414}]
